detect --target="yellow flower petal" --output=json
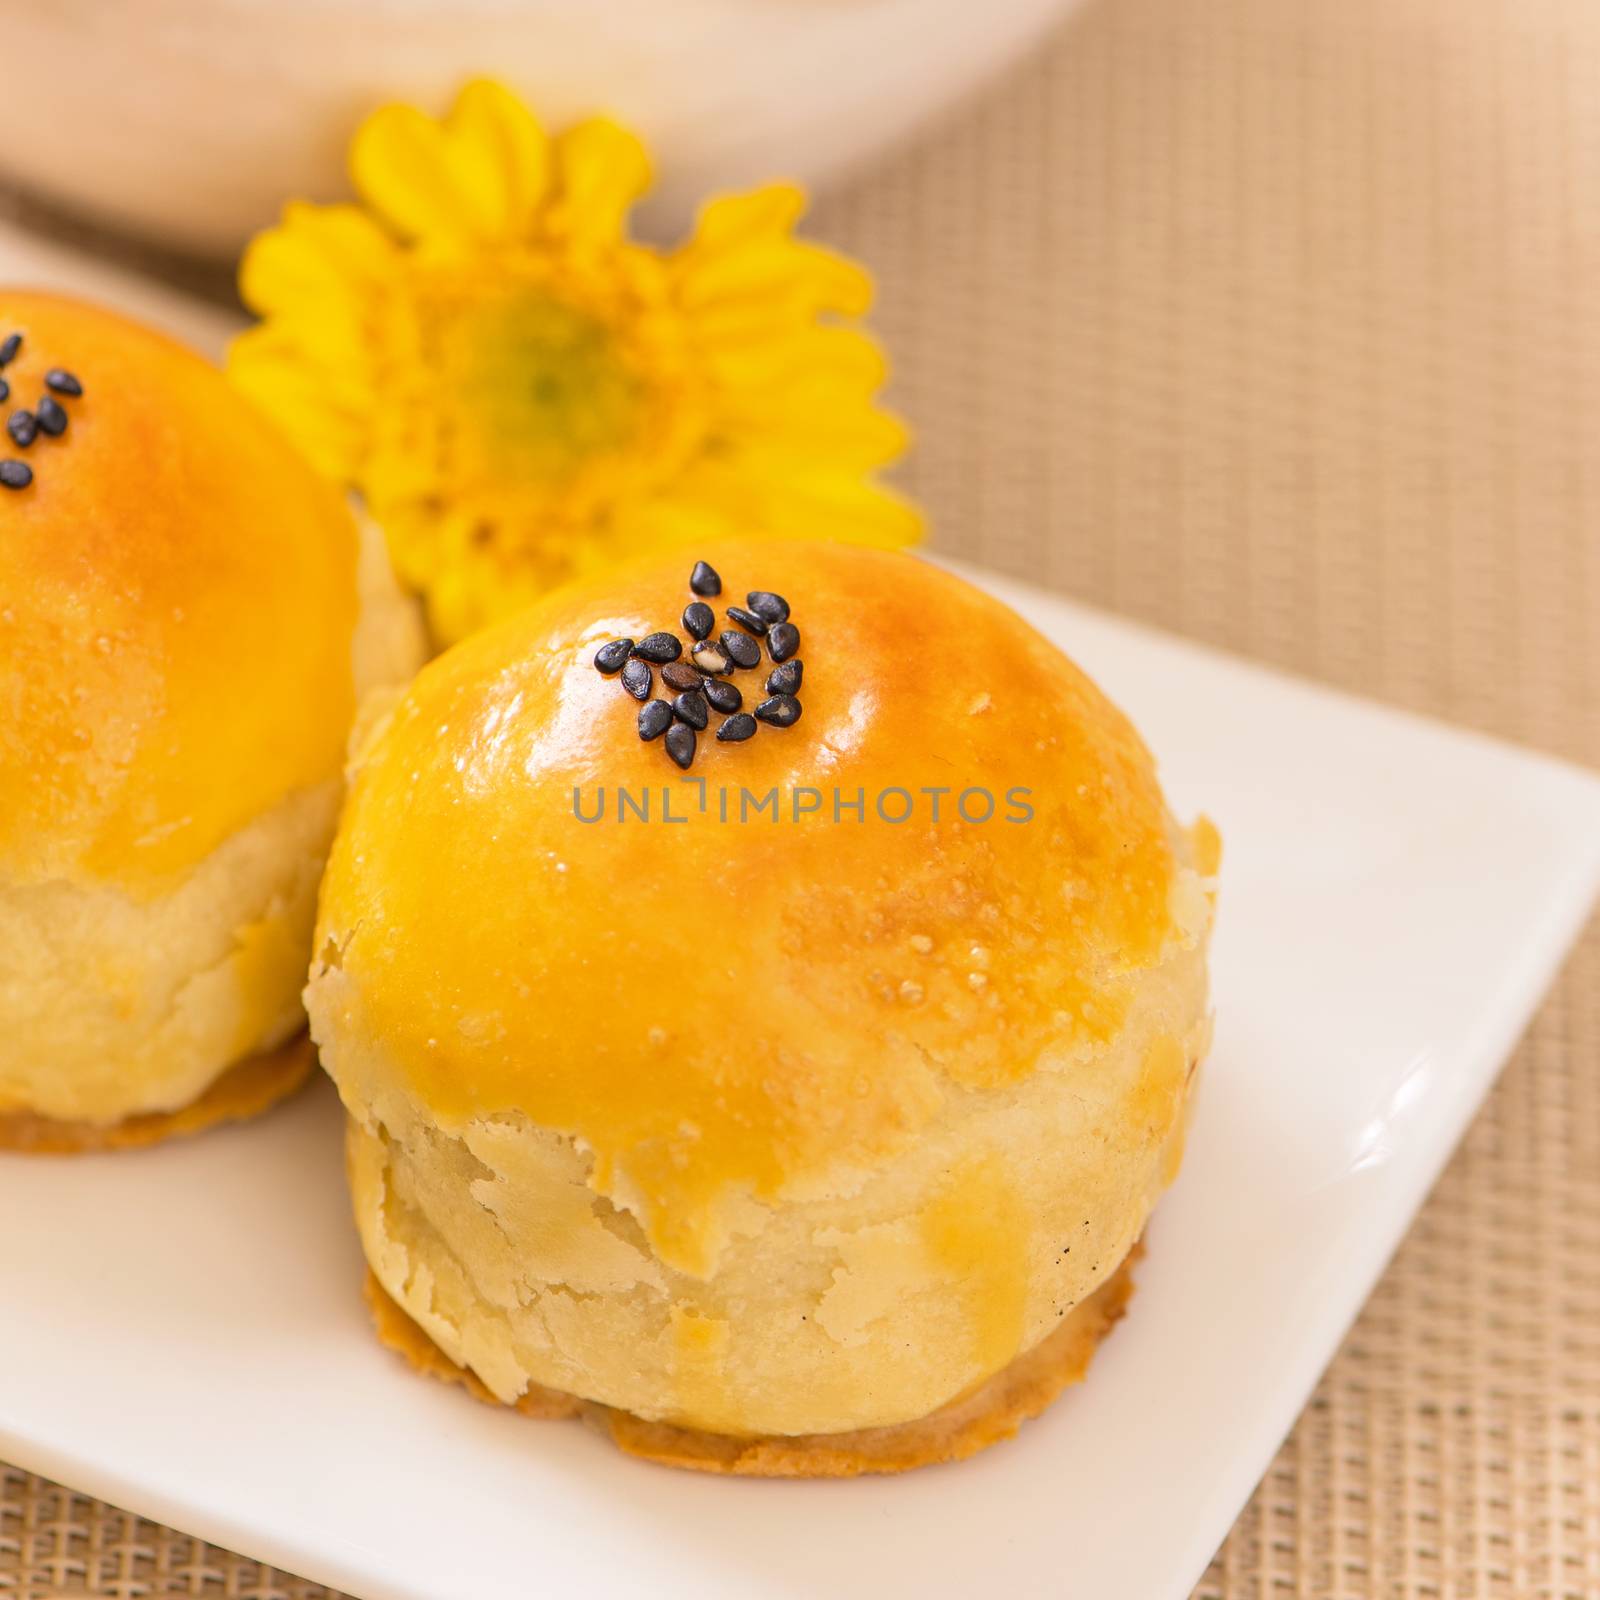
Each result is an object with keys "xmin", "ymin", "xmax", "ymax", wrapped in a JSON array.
[
  {"xmin": 227, "ymin": 329, "xmax": 366, "ymax": 480},
  {"xmin": 612, "ymin": 494, "xmax": 741, "ymax": 553},
  {"xmin": 235, "ymin": 255, "xmax": 381, "ymax": 384},
  {"xmin": 350, "ymin": 83, "xmax": 551, "ymax": 247},
  {"xmin": 239, "ymin": 203, "xmax": 395, "ymax": 316},
  {"xmin": 675, "ymin": 237, "xmax": 871, "ymax": 319},
  {"xmin": 678, "ymin": 458, "xmax": 923, "ymax": 549},
  {"xmin": 692, "ymin": 184, "xmax": 807, "ymax": 250},
  {"xmin": 673, "ymin": 182, "xmax": 871, "ymax": 318},
  {"xmin": 232, "ymin": 82, "xmax": 923, "ymax": 639},
  {"xmin": 231, "ymin": 319, "xmax": 375, "ymax": 417},
  {"xmin": 761, "ymin": 475, "xmax": 924, "ymax": 548},
  {"xmin": 697, "ymin": 324, "xmax": 888, "ymax": 393},
  {"xmin": 727, "ymin": 404, "xmax": 911, "ymax": 473},
  {"xmin": 446, "ymin": 79, "xmax": 552, "ymax": 238},
  {"xmin": 350, "ymin": 102, "xmax": 503, "ymax": 245},
  {"xmin": 715, "ymin": 339, "xmax": 900, "ymax": 444},
  {"xmin": 551, "ymin": 117, "xmax": 652, "ymax": 246},
  {"xmin": 363, "ymin": 498, "xmax": 442, "ymax": 595}
]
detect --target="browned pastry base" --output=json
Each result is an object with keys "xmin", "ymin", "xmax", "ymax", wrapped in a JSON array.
[
  {"xmin": 365, "ymin": 1240, "xmax": 1141, "ymax": 1477},
  {"xmin": 0, "ymin": 1033, "xmax": 315, "ymax": 1155}
]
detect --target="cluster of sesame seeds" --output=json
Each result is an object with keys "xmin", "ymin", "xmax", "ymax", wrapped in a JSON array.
[
  {"xmin": 0, "ymin": 333, "xmax": 83, "ymax": 492},
  {"xmin": 593, "ymin": 559, "xmax": 806, "ymax": 769}
]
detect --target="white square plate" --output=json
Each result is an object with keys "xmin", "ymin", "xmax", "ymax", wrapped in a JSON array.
[{"xmin": 5, "ymin": 563, "xmax": 1600, "ymax": 1600}]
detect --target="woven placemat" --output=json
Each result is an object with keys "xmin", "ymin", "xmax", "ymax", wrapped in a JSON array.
[{"xmin": 5, "ymin": 0, "xmax": 1600, "ymax": 1594}]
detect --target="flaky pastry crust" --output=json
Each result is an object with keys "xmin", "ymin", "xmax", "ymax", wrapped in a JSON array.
[
  {"xmin": 364, "ymin": 1243, "xmax": 1141, "ymax": 1477},
  {"xmin": 0, "ymin": 1034, "xmax": 314, "ymax": 1154}
]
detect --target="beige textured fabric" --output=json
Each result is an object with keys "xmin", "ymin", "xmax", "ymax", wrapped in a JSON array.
[{"xmin": 5, "ymin": 0, "xmax": 1600, "ymax": 1593}]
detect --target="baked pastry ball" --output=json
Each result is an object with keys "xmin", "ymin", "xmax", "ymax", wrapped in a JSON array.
[
  {"xmin": 310, "ymin": 541, "xmax": 1218, "ymax": 1473},
  {"xmin": 0, "ymin": 291, "xmax": 423, "ymax": 1150}
]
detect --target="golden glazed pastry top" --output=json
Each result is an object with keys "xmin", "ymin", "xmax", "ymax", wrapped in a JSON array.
[
  {"xmin": 0, "ymin": 291, "xmax": 358, "ymax": 892},
  {"xmin": 318, "ymin": 541, "xmax": 1186, "ymax": 1274}
]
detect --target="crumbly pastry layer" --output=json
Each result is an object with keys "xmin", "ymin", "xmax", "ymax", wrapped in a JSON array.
[
  {"xmin": 0, "ymin": 520, "xmax": 420, "ymax": 1132},
  {"xmin": 365, "ymin": 1244, "xmax": 1141, "ymax": 1476},
  {"xmin": 0, "ymin": 291, "xmax": 424, "ymax": 1135},
  {"xmin": 336, "ymin": 978, "xmax": 1206, "ymax": 1439},
  {"xmin": 0, "ymin": 784, "xmax": 337, "ymax": 1126},
  {"xmin": 311, "ymin": 540, "xmax": 1217, "ymax": 1439},
  {"xmin": 0, "ymin": 1034, "xmax": 313, "ymax": 1154}
]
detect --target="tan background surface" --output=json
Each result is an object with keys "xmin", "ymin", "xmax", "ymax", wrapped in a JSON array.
[{"xmin": 5, "ymin": 0, "xmax": 1600, "ymax": 1593}]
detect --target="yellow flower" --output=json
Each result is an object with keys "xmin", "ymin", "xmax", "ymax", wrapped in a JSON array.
[{"xmin": 229, "ymin": 80, "xmax": 921, "ymax": 643}]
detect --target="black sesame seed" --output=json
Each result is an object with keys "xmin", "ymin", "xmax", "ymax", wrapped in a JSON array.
[
  {"xmin": 754, "ymin": 694, "xmax": 802, "ymax": 728},
  {"xmin": 672, "ymin": 690, "xmax": 709, "ymax": 730},
  {"xmin": 0, "ymin": 459, "xmax": 32, "ymax": 489},
  {"xmin": 594, "ymin": 637, "xmax": 634, "ymax": 674},
  {"xmin": 0, "ymin": 334, "xmax": 19, "ymax": 367},
  {"xmin": 720, "ymin": 629, "xmax": 761, "ymax": 670},
  {"xmin": 747, "ymin": 590, "xmax": 790, "ymax": 626},
  {"xmin": 766, "ymin": 660, "xmax": 803, "ymax": 696},
  {"xmin": 702, "ymin": 678, "xmax": 742, "ymax": 714},
  {"xmin": 767, "ymin": 621, "xmax": 800, "ymax": 663},
  {"xmin": 725, "ymin": 605, "xmax": 768, "ymax": 636},
  {"xmin": 0, "ymin": 379, "xmax": 8, "ymax": 406},
  {"xmin": 689, "ymin": 560, "xmax": 721, "ymax": 597},
  {"xmin": 664, "ymin": 722, "xmax": 697, "ymax": 770},
  {"xmin": 661, "ymin": 661, "xmax": 702, "ymax": 693},
  {"xmin": 7, "ymin": 411, "xmax": 36, "ymax": 449},
  {"xmin": 632, "ymin": 631, "xmax": 682, "ymax": 664},
  {"xmin": 690, "ymin": 640, "xmax": 731, "ymax": 675},
  {"xmin": 638, "ymin": 700, "xmax": 673, "ymax": 741},
  {"xmin": 43, "ymin": 369, "xmax": 82, "ymax": 398},
  {"xmin": 716, "ymin": 712, "xmax": 758, "ymax": 743},
  {"xmin": 34, "ymin": 396, "xmax": 67, "ymax": 437},
  {"xmin": 620, "ymin": 658, "xmax": 652, "ymax": 700},
  {"xmin": 682, "ymin": 601, "xmax": 715, "ymax": 641}
]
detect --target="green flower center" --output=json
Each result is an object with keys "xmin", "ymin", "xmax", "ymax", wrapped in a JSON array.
[{"xmin": 466, "ymin": 294, "xmax": 644, "ymax": 481}]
